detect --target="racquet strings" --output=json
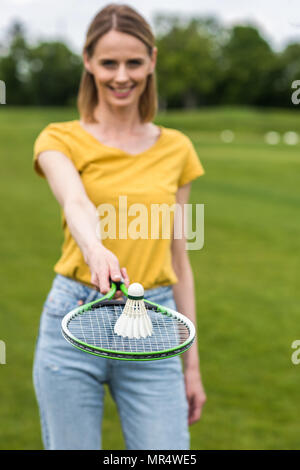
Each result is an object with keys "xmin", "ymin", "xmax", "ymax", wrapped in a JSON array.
[{"xmin": 67, "ymin": 304, "xmax": 190, "ymax": 353}]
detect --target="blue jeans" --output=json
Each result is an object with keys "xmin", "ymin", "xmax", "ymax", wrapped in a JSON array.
[{"xmin": 33, "ymin": 274, "xmax": 189, "ymax": 450}]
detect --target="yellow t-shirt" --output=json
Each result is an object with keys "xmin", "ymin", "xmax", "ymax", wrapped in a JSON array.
[{"xmin": 33, "ymin": 120, "xmax": 204, "ymax": 289}]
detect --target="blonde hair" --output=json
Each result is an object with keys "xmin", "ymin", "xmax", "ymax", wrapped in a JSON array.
[{"xmin": 77, "ymin": 4, "xmax": 158, "ymax": 123}]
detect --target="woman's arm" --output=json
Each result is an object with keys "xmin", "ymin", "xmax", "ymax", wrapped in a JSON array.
[
  {"xmin": 37, "ymin": 150, "xmax": 129, "ymax": 294},
  {"xmin": 171, "ymin": 182, "xmax": 206, "ymax": 424}
]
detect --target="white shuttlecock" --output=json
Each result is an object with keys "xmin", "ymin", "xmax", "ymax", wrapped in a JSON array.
[
  {"xmin": 114, "ymin": 283, "xmax": 153, "ymax": 339},
  {"xmin": 220, "ymin": 129, "xmax": 235, "ymax": 143},
  {"xmin": 264, "ymin": 131, "xmax": 280, "ymax": 145},
  {"xmin": 283, "ymin": 131, "xmax": 299, "ymax": 145}
]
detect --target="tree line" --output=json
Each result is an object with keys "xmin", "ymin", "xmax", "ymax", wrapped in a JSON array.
[{"xmin": 0, "ymin": 15, "xmax": 299, "ymax": 109}]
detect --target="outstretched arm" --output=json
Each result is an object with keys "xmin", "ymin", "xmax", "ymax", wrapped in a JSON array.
[{"xmin": 37, "ymin": 150, "xmax": 129, "ymax": 294}]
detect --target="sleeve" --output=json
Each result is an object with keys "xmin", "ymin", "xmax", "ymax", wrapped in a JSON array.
[
  {"xmin": 178, "ymin": 137, "xmax": 205, "ymax": 187},
  {"xmin": 33, "ymin": 123, "xmax": 73, "ymax": 178}
]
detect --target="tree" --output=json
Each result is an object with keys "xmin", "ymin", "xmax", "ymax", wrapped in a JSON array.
[
  {"xmin": 0, "ymin": 21, "xmax": 32, "ymax": 104},
  {"xmin": 264, "ymin": 43, "xmax": 300, "ymax": 108},
  {"xmin": 0, "ymin": 20, "xmax": 82, "ymax": 106},
  {"xmin": 28, "ymin": 42, "xmax": 82, "ymax": 105},
  {"xmin": 217, "ymin": 25, "xmax": 276, "ymax": 106},
  {"xmin": 154, "ymin": 15, "xmax": 223, "ymax": 108}
]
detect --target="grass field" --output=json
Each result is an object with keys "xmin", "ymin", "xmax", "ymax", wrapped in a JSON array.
[{"xmin": 0, "ymin": 106, "xmax": 299, "ymax": 449}]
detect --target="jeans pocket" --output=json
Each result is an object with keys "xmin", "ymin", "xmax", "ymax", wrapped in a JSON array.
[
  {"xmin": 42, "ymin": 276, "xmax": 90, "ymax": 318},
  {"xmin": 43, "ymin": 290, "xmax": 79, "ymax": 318}
]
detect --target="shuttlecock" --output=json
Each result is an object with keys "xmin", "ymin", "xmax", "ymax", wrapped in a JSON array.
[{"xmin": 114, "ymin": 283, "xmax": 153, "ymax": 339}]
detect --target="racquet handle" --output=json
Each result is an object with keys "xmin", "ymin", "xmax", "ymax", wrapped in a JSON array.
[
  {"xmin": 109, "ymin": 275, "xmax": 126, "ymax": 293},
  {"xmin": 93, "ymin": 275, "xmax": 126, "ymax": 295}
]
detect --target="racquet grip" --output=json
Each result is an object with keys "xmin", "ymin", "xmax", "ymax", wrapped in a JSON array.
[{"xmin": 109, "ymin": 275, "xmax": 125, "ymax": 291}]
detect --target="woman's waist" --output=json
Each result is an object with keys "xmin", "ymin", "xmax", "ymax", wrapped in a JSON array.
[{"xmin": 53, "ymin": 273, "xmax": 174, "ymax": 305}]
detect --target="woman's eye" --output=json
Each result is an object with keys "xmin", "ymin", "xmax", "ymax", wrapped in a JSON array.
[
  {"xmin": 102, "ymin": 61, "xmax": 116, "ymax": 67},
  {"xmin": 101, "ymin": 60, "xmax": 142, "ymax": 68},
  {"xmin": 128, "ymin": 60, "xmax": 142, "ymax": 67}
]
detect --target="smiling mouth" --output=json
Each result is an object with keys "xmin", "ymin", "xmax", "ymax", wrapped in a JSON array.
[{"xmin": 107, "ymin": 85, "xmax": 136, "ymax": 94}]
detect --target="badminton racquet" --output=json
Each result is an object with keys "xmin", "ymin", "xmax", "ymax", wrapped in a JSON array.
[{"xmin": 61, "ymin": 280, "xmax": 195, "ymax": 361}]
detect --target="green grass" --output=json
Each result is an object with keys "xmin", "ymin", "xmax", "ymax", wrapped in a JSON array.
[{"xmin": 0, "ymin": 105, "xmax": 299, "ymax": 449}]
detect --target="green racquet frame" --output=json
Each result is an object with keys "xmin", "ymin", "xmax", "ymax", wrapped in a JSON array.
[{"xmin": 61, "ymin": 281, "xmax": 195, "ymax": 361}]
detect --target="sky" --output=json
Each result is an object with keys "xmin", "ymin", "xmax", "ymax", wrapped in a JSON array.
[{"xmin": 1, "ymin": 0, "xmax": 300, "ymax": 53}]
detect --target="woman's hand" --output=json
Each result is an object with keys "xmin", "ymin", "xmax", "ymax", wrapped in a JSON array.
[
  {"xmin": 85, "ymin": 243, "xmax": 130, "ymax": 298},
  {"xmin": 184, "ymin": 368, "xmax": 207, "ymax": 425}
]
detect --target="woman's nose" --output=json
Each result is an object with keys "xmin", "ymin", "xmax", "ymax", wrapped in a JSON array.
[{"xmin": 115, "ymin": 64, "xmax": 130, "ymax": 82}]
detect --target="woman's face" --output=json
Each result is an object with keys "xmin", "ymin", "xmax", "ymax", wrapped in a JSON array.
[{"xmin": 84, "ymin": 30, "xmax": 157, "ymax": 110}]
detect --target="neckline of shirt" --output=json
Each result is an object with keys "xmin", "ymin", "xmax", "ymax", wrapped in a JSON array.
[{"xmin": 75, "ymin": 120, "xmax": 165, "ymax": 158}]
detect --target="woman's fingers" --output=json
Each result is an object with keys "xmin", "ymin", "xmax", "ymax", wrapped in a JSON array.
[
  {"xmin": 90, "ymin": 247, "xmax": 130, "ymax": 298},
  {"xmin": 113, "ymin": 267, "xmax": 130, "ymax": 299},
  {"xmin": 98, "ymin": 264, "xmax": 111, "ymax": 294},
  {"xmin": 91, "ymin": 272, "xmax": 99, "ymax": 289},
  {"xmin": 120, "ymin": 267, "xmax": 130, "ymax": 287},
  {"xmin": 107, "ymin": 260, "xmax": 123, "ymax": 298},
  {"xmin": 110, "ymin": 268, "xmax": 121, "ymax": 282}
]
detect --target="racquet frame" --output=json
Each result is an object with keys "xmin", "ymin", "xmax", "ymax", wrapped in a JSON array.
[{"xmin": 61, "ymin": 281, "xmax": 195, "ymax": 361}]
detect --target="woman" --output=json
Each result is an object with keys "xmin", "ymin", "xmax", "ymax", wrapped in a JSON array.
[{"xmin": 33, "ymin": 4, "xmax": 206, "ymax": 450}]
